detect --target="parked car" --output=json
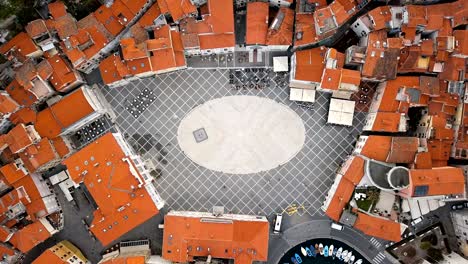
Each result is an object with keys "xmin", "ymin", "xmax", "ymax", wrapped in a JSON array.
[
  {"xmin": 273, "ymin": 213, "xmax": 283, "ymax": 234},
  {"xmin": 331, "ymin": 223, "xmax": 344, "ymax": 231},
  {"xmin": 451, "ymin": 202, "xmax": 468, "ymax": 210}
]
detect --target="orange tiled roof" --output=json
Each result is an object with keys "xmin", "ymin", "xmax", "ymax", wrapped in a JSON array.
[
  {"xmin": 162, "ymin": 211, "xmax": 269, "ymax": 264},
  {"xmin": 293, "ymin": 47, "xmax": 326, "ymax": 83},
  {"xmin": 320, "ymin": 68, "xmax": 341, "ymax": 90},
  {"xmin": 354, "ymin": 212, "xmax": 402, "ymax": 242},
  {"xmin": 9, "ymin": 220, "xmax": 52, "ymax": 253},
  {"xmin": 120, "ymin": 38, "xmax": 147, "ymax": 60},
  {"xmin": 367, "ymin": 112, "xmax": 403, "ymax": 133},
  {"xmin": 94, "ymin": 5, "xmax": 125, "ymax": 37},
  {"xmin": 246, "ymin": 2, "xmax": 269, "ymax": 45},
  {"xmin": 294, "ymin": 13, "xmax": 317, "ymax": 47},
  {"xmin": 0, "ymin": 163, "xmax": 28, "ymax": 186},
  {"xmin": 5, "ymin": 79, "xmax": 37, "ymax": 107},
  {"xmin": 0, "ymin": 32, "xmax": 40, "ymax": 59},
  {"xmin": 266, "ymin": 7, "xmax": 295, "ymax": 46},
  {"xmin": 5, "ymin": 124, "xmax": 39, "ymax": 154},
  {"xmin": 368, "ymin": 6, "xmax": 392, "ymax": 31},
  {"xmin": 120, "ymin": 0, "xmax": 148, "ymax": 16},
  {"xmin": 10, "ymin": 107, "xmax": 37, "ymax": 125},
  {"xmin": 32, "ymin": 249, "xmax": 64, "ymax": 264},
  {"xmin": 359, "ymin": 135, "xmax": 392, "ymax": 161},
  {"xmin": 48, "ymin": 1, "xmax": 68, "ymax": 19},
  {"xmin": 54, "ymin": 14, "xmax": 78, "ymax": 40},
  {"xmin": 48, "ymin": 54, "xmax": 82, "ymax": 92},
  {"xmin": 0, "ymin": 244, "xmax": 17, "ymax": 260},
  {"xmin": 25, "ymin": 20, "xmax": 49, "ymax": 39},
  {"xmin": 386, "ymin": 137, "xmax": 419, "ymax": 163},
  {"xmin": 158, "ymin": 0, "xmax": 197, "ymax": 22},
  {"xmin": 149, "ymin": 25, "xmax": 187, "ymax": 72},
  {"xmin": 405, "ymin": 167, "xmax": 465, "ymax": 197},
  {"xmin": 0, "ymin": 92, "xmax": 19, "ymax": 116},
  {"xmin": 138, "ymin": 2, "xmax": 162, "ymax": 28},
  {"xmin": 99, "ymin": 54, "xmax": 129, "ymax": 85},
  {"xmin": 109, "ymin": 0, "xmax": 136, "ymax": 26},
  {"xmin": 325, "ymin": 156, "xmax": 365, "ymax": 221},
  {"xmin": 179, "ymin": 0, "xmax": 235, "ymax": 51},
  {"xmin": 19, "ymin": 138, "xmax": 62, "ymax": 173},
  {"xmin": 11, "ymin": 174, "xmax": 51, "ymax": 220},
  {"xmin": 35, "ymin": 87, "xmax": 96, "ymax": 138},
  {"xmin": 63, "ymin": 133, "xmax": 160, "ymax": 246}
]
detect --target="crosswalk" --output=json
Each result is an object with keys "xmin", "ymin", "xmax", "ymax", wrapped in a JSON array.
[
  {"xmin": 370, "ymin": 237, "xmax": 382, "ymax": 248},
  {"xmin": 372, "ymin": 252, "xmax": 386, "ymax": 264}
]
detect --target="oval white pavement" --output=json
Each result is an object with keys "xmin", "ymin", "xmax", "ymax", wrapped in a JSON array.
[{"xmin": 177, "ymin": 95, "xmax": 306, "ymax": 174}]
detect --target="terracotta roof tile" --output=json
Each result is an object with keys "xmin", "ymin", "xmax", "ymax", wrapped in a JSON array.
[
  {"xmin": 99, "ymin": 54, "xmax": 130, "ymax": 85},
  {"xmin": 138, "ymin": 3, "xmax": 162, "ymax": 28},
  {"xmin": 54, "ymin": 14, "xmax": 78, "ymax": 40},
  {"xmin": 386, "ymin": 137, "xmax": 419, "ymax": 163},
  {"xmin": 320, "ymin": 68, "xmax": 341, "ymax": 90},
  {"xmin": 162, "ymin": 211, "xmax": 269, "ymax": 263},
  {"xmin": 48, "ymin": 1, "xmax": 68, "ymax": 19},
  {"xmin": 77, "ymin": 13, "xmax": 113, "ymax": 40},
  {"xmin": 5, "ymin": 79, "xmax": 37, "ymax": 107},
  {"xmin": 6, "ymin": 124, "xmax": 40, "ymax": 154},
  {"xmin": 368, "ymin": 6, "xmax": 392, "ymax": 31},
  {"xmin": 246, "ymin": 2, "xmax": 269, "ymax": 45},
  {"xmin": 404, "ymin": 167, "xmax": 465, "ymax": 197},
  {"xmin": 354, "ymin": 212, "xmax": 402, "ymax": 242},
  {"xmin": 0, "ymin": 32, "xmax": 41, "ymax": 60},
  {"xmin": 120, "ymin": 0, "xmax": 147, "ymax": 15},
  {"xmin": 19, "ymin": 138, "xmax": 61, "ymax": 173},
  {"xmin": 367, "ymin": 112, "xmax": 403, "ymax": 133},
  {"xmin": 63, "ymin": 133, "xmax": 160, "ymax": 246},
  {"xmin": 158, "ymin": 0, "xmax": 197, "ymax": 22},
  {"xmin": 25, "ymin": 20, "xmax": 49, "ymax": 39},
  {"xmin": 292, "ymin": 47, "xmax": 326, "ymax": 83},
  {"xmin": 35, "ymin": 87, "xmax": 96, "ymax": 138},
  {"xmin": 266, "ymin": 7, "xmax": 295, "ymax": 46},
  {"xmin": 358, "ymin": 135, "xmax": 392, "ymax": 161},
  {"xmin": 10, "ymin": 107, "xmax": 37, "ymax": 125},
  {"xmin": 0, "ymin": 163, "xmax": 27, "ymax": 186},
  {"xmin": 0, "ymin": 92, "xmax": 19, "ymax": 116},
  {"xmin": 109, "ymin": 0, "xmax": 136, "ymax": 26},
  {"xmin": 9, "ymin": 220, "xmax": 52, "ymax": 253},
  {"xmin": 294, "ymin": 13, "xmax": 317, "ymax": 47},
  {"xmin": 179, "ymin": 0, "xmax": 235, "ymax": 51},
  {"xmin": 454, "ymin": 30, "xmax": 468, "ymax": 56},
  {"xmin": 324, "ymin": 156, "xmax": 365, "ymax": 221},
  {"xmin": 94, "ymin": 5, "xmax": 125, "ymax": 36}
]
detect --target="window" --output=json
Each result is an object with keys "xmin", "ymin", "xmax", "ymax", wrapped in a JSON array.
[{"xmin": 414, "ymin": 185, "xmax": 429, "ymax": 196}]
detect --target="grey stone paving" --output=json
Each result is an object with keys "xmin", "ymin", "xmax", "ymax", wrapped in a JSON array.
[{"xmin": 101, "ymin": 68, "xmax": 366, "ymax": 217}]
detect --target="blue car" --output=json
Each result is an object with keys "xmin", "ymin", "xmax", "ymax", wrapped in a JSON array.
[{"xmin": 295, "ymin": 253, "xmax": 303, "ymax": 263}]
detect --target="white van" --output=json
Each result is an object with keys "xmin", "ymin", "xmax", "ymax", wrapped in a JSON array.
[
  {"xmin": 273, "ymin": 214, "xmax": 283, "ymax": 233},
  {"xmin": 331, "ymin": 223, "xmax": 344, "ymax": 231}
]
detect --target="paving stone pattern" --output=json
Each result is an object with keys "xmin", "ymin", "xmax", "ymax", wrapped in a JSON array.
[{"xmin": 101, "ymin": 69, "xmax": 366, "ymax": 216}]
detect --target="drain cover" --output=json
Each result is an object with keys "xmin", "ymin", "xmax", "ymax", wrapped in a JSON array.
[{"xmin": 193, "ymin": 128, "xmax": 208, "ymax": 143}]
